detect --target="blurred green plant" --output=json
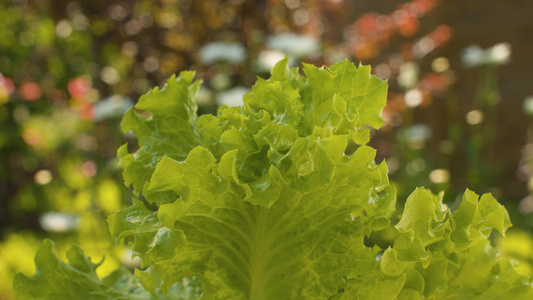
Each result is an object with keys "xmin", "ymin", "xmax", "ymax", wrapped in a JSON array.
[
  {"xmin": 461, "ymin": 43, "xmax": 512, "ymax": 190},
  {"xmin": 497, "ymin": 229, "xmax": 533, "ymax": 278}
]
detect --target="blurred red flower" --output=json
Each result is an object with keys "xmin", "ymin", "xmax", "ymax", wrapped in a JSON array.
[{"xmin": 20, "ymin": 81, "xmax": 42, "ymax": 101}]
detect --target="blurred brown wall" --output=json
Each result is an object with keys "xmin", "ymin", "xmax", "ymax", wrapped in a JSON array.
[{"xmin": 436, "ymin": 0, "xmax": 533, "ymax": 197}]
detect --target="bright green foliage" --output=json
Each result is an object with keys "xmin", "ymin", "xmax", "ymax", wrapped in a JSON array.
[
  {"xmin": 14, "ymin": 58, "xmax": 533, "ymax": 299},
  {"xmin": 13, "ymin": 240, "xmax": 151, "ymax": 300}
]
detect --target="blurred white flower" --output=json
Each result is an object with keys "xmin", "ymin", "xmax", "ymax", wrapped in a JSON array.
[
  {"xmin": 466, "ymin": 110, "xmax": 484, "ymax": 125},
  {"xmin": 401, "ymin": 124, "xmax": 431, "ymax": 149},
  {"xmin": 254, "ymin": 50, "xmax": 286, "ymax": 72},
  {"xmin": 34, "ymin": 169, "xmax": 53, "ymax": 185},
  {"xmin": 431, "ymin": 57, "xmax": 450, "ymax": 73},
  {"xmin": 523, "ymin": 96, "xmax": 533, "ymax": 116},
  {"xmin": 55, "ymin": 19, "xmax": 73, "ymax": 38},
  {"xmin": 266, "ymin": 33, "xmax": 320, "ymax": 58},
  {"xmin": 404, "ymin": 88, "xmax": 423, "ymax": 108},
  {"xmin": 199, "ymin": 42, "xmax": 247, "ymax": 65},
  {"xmin": 461, "ymin": 45, "xmax": 486, "ymax": 68},
  {"xmin": 405, "ymin": 124, "xmax": 431, "ymax": 141},
  {"xmin": 93, "ymin": 95, "xmax": 133, "ymax": 121},
  {"xmin": 429, "ymin": 169, "xmax": 450, "ymax": 184},
  {"xmin": 412, "ymin": 36, "xmax": 435, "ymax": 59},
  {"xmin": 216, "ymin": 87, "xmax": 249, "ymax": 107},
  {"xmin": 100, "ymin": 66, "xmax": 121, "ymax": 85},
  {"xmin": 488, "ymin": 43, "xmax": 511, "ymax": 64},
  {"xmin": 461, "ymin": 43, "xmax": 511, "ymax": 68},
  {"xmin": 39, "ymin": 212, "xmax": 79, "ymax": 233},
  {"xmin": 397, "ymin": 62, "xmax": 419, "ymax": 89}
]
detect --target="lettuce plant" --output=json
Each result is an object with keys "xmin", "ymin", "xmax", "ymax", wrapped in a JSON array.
[{"xmin": 14, "ymin": 58, "xmax": 533, "ymax": 299}]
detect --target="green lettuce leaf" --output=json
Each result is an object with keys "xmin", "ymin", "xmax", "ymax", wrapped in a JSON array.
[
  {"xmin": 13, "ymin": 240, "xmax": 151, "ymax": 300},
  {"xmin": 108, "ymin": 58, "xmax": 395, "ymax": 299},
  {"xmin": 369, "ymin": 188, "xmax": 532, "ymax": 300},
  {"xmin": 117, "ymin": 72, "xmax": 202, "ymax": 205}
]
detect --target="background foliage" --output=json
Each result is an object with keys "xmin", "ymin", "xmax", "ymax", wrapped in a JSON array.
[{"xmin": 1, "ymin": 0, "xmax": 533, "ymax": 299}]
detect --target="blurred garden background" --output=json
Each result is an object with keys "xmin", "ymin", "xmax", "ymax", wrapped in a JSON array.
[{"xmin": 2, "ymin": 0, "xmax": 533, "ymax": 298}]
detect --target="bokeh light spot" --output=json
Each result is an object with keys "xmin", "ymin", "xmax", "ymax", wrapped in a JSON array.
[
  {"xmin": 80, "ymin": 160, "xmax": 98, "ymax": 178},
  {"xmin": 34, "ymin": 169, "xmax": 52, "ymax": 185},
  {"xmin": 466, "ymin": 110, "xmax": 484, "ymax": 125},
  {"xmin": 431, "ymin": 57, "xmax": 450, "ymax": 73},
  {"xmin": 429, "ymin": 169, "xmax": 450, "ymax": 184},
  {"xmin": 404, "ymin": 88, "xmax": 423, "ymax": 108},
  {"xmin": 100, "ymin": 66, "xmax": 121, "ymax": 85},
  {"xmin": 55, "ymin": 19, "xmax": 73, "ymax": 38}
]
